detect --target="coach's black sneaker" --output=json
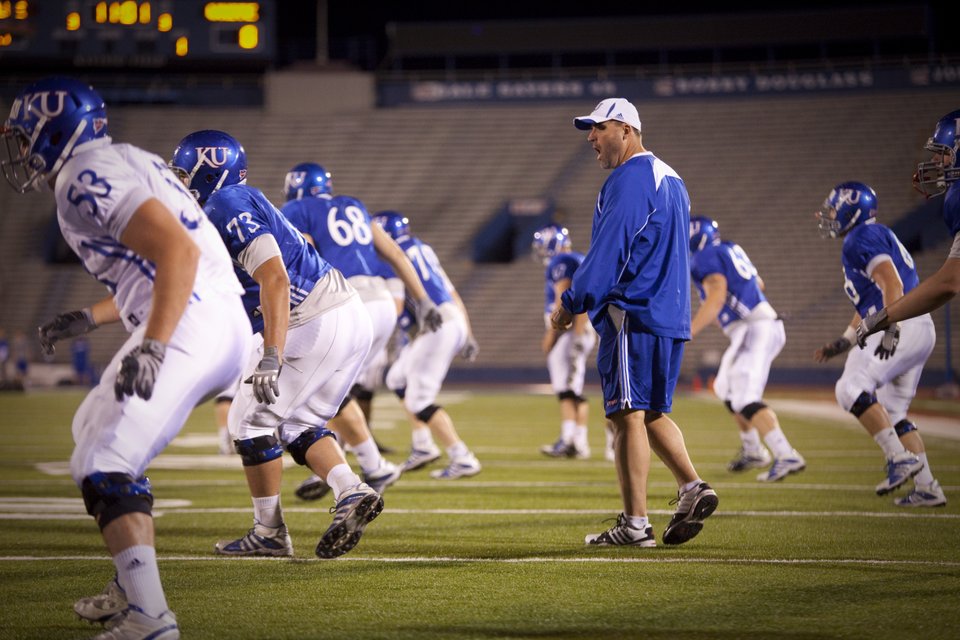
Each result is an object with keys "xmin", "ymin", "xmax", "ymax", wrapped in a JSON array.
[{"xmin": 662, "ymin": 481, "xmax": 718, "ymax": 545}]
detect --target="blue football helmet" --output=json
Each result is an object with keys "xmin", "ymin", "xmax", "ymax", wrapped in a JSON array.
[
  {"xmin": 915, "ymin": 109, "xmax": 960, "ymax": 198},
  {"xmin": 169, "ymin": 130, "xmax": 247, "ymax": 204},
  {"xmin": 372, "ymin": 210, "xmax": 410, "ymax": 241},
  {"xmin": 817, "ymin": 181, "xmax": 878, "ymax": 239},
  {"xmin": 531, "ymin": 224, "xmax": 570, "ymax": 265},
  {"xmin": 283, "ymin": 161, "xmax": 332, "ymax": 202},
  {"xmin": 1, "ymin": 77, "xmax": 108, "ymax": 193},
  {"xmin": 689, "ymin": 216, "xmax": 720, "ymax": 254}
]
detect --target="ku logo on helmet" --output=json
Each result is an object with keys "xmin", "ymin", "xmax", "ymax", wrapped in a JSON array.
[
  {"xmin": 10, "ymin": 91, "xmax": 70, "ymax": 120},
  {"xmin": 195, "ymin": 146, "xmax": 234, "ymax": 168},
  {"xmin": 832, "ymin": 188, "xmax": 862, "ymax": 206}
]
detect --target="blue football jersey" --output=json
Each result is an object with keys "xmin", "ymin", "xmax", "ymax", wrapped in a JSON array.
[
  {"xmin": 395, "ymin": 235, "xmax": 452, "ymax": 306},
  {"xmin": 690, "ymin": 241, "xmax": 766, "ymax": 327},
  {"xmin": 281, "ymin": 194, "xmax": 381, "ymax": 277},
  {"xmin": 544, "ymin": 252, "xmax": 584, "ymax": 314},
  {"xmin": 944, "ymin": 182, "xmax": 960, "ymax": 236},
  {"xmin": 840, "ymin": 222, "xmax": 920, "ymax": 318},
  {"xmin": 561, "ymin": 153, "xmax": 691, "ymax": 339},
  {"xmin": 203, "ymin": 184, "xmax": 331, "ymax": 333}
]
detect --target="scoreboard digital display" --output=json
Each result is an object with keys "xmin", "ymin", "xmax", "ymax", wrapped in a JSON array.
[{"xmin": 0, "ymin": 1, "xmax": 275, "ymax": 69}]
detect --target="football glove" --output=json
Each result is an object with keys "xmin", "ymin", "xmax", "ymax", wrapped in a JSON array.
[
  {"xmin": 874, "ymin": 324, "xmax": 900, "ymax": 360},
  {"xmin": 856, "ymin": 309, "xmax": 889, "ymax": 347},
  {"xmin": 246, "ymin": 345, "xmax": 282, "ymax": 404},
  {"xmin": 114, "ymin": 338, "xmax": 166, "ymax": 401},
  {"xmin": 460, "ymin": 335, "xmax": 479, "ymax": 362},
  {"xmin": 413, "ymin": 297, "xmax": 443, "ymax": 333},
  {"xmin": 816, "ymin": 336, "xmax": 852, "ymax": 362},
  {"xmin": 38, "ymin": 308, "xmax": 96, "ymax": 356}
]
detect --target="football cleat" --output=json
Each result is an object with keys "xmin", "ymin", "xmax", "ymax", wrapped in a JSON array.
[
  {"xmin": 584, "ymin": 514, "xmax": 656, "ymax": 547},
  {"xmin": 727, "ymin": 447, "xmax": 772, "ymax": 472},
  {"xmin": 214, "ymin": 524, "xmax": 293, "ymax": 557},
  {"xmin": 91, "ymin": 605, "xmax": 179, "ymax": 640},
  {"xmin": 401, "ymin": 445, "xmax": 442, "ymax": 472},
  {"xmin": 540, "ymin": 438, "xmax": 574, "ymax": 458},
  {"xmin": 295, "ymin": 474, "xmax": 332, "ymax": 501},
  {"xmin": 895, "ymin": 480, "xmax": 947, "ymax": 507},
  {"xmin": 875, "ymin": 452, "xmax": 924, "ymax": 495},
  {"xmin": 429, "ymin": 453, "xmax": 482, "ymax": 480},
  {"xmin": 363, "ymin": 460, "xmax": 402, "ymax": 494},
  {"xmin": 315, "ymin": 483, "xmax": 383, "ymax": 559},
  {"xmin": 756, "ymin": 450, "xmax": 806, "ymax": 482},
  {"xmin": 662, "ymin": 482, "xmax": 719, "ymax": 546},
  {"xmin": 74, "ymin": 575, "xmax": 127, "ymax": 624}
]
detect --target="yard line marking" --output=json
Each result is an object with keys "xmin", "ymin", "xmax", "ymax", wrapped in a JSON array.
[{"xmin": 2, "ymin": 555, "xmax": 959, "ymax": 568}]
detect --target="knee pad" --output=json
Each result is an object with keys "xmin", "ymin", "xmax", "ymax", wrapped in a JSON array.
[
  {"xmin": 350, "ymin": 384, "xmax": 374, "ymax": 402},
  {"xmin": 849, "ymin": 391, "xmax": 878, "ymax": 418},
  {"xmin": 575, "ymin": 394, "xmax": 588, "ymax": 406},
  {"xmin": 740, "ymin": 402, "xmax": 767, "ymax": 420},
  {"xmin": 393, "ymin": 387, "xmax": 406, "ymax": 400},
  {"xmin": 557, "ymin": 390, "xmax": 578, "ymax": 402},
  {"xmin": 415, "ymin": 404, "xmax": 441, "ymax": 424},
  {"xmin": 286, "ymin": 427, "xmax": 335, "ymax": 466},
  {"xmin": 234, "ymin": 435, "xmax": 283, "ymax": 467},
  {"xmin": 723, "ymin": 400, "xmax": 735, "ymax": 414},
  {"xmin": 894, "ymin": 419, "xmax": 918, "ymax": 437},
  {"xmin": 81, "ymin": 472, "xmax": 154, "ymax": 531}
]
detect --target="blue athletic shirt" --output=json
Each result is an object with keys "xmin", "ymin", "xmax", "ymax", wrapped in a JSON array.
[
  {"xmin": 394, "ymin": 234, "xmax": 453, "ymax": 306},
  {"xmin": 203, "ymin": 184, "xmax": 331, "ymax": 334},
  {"xmin": 561, "ymin": 153, "xmax": 691, "ymax": 339},
  {"xmin": 544, "ymin": 252, "xmax": 584, "ymax": 315},
  {"xmin": 280, "ymin": 194, "xmax": 382, "ymax": 277},
  {"xmin": 840, "ymin": 221, "xmax": 920, "ymax": 319},
  {"xmin": 690, "ymin": 240, "xmax": 766, "ymax": 328}
]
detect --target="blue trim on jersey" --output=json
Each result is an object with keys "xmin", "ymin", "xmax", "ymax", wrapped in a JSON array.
[
  {"xmin": 396, "ymin": 235, "xmax": 452, "ymax": 306},
  {"xmin": 840, "ymin": 222, "xmax": 920, "ymax": 319},
  {"xmin": 204, "ymin": 184, "xmax": 331, "ymax": 334},
  {"xmin": 690, "ymin": 240, "xmax": 766, "ymax": 327},
  {"xmin": 281, "ymin": 194, "xmax": 382, "ymax": 278},
  {"xmin": 544, "ymin": 252, "xmax": 584, "ymax": 314}
]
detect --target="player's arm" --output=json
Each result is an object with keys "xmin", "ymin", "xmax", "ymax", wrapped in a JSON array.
[
  {"xmin": 814, "ymin": 312, "xmax": 859, "ymax": 363},
  {"xmin": 858, "ymin": 257, "xmax": 960, "ymax": 341},
  {"xmin": 756, "ymin": 275, "xmax": 766, "ymax": 292},
  {"xmin": 251, "ymin": 256, "xmax": 290, "ymax": 359},
  {"xmin": 121, "ymin": 197, "xmax": 199, "ymax": 344},
  {"xmin": 373, "ymin": 225, "xmax": 441, "ymax": 331},
  {"xmin": 299, "ymin": 231, "xmax": 315, "ymax": 247},
  {"xmin": 543, "ymin": 277, "xmax": 572, "ymax": 353},
  {"xmin": 690, "ymin": 274, "xmax": 726, "ymax": 338},
  {"xmin": 449, "ymin": 285, "xmax": 479, "ymax": 361},
  {"xmin": 113, "ymin": 197, "xmax": 200, "ymax": 400}
]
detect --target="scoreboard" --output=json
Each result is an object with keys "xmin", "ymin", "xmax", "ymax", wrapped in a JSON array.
[{"xmin": 0, "ymin": 1, "xmax": 275, "ymax": 69}]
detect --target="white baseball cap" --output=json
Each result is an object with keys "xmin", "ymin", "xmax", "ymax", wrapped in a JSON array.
[{"xmin": 573, "ymin": 98, "xmax": 641, "ymax": 132}]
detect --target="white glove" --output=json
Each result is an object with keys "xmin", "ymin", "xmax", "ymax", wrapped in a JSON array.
[{"xmin": 413, "ymin": 297, "xmax": 443, "ymax": 333}]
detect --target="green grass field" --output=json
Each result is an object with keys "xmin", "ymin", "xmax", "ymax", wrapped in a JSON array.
[{"xmin": 1, "ymin": 388, "xmax": 959, "ymax": 639}]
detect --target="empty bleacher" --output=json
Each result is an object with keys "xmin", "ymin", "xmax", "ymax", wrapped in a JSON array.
[{"xmin": 0, "ymin": 89, "xmax": 957, "ymax": 385}]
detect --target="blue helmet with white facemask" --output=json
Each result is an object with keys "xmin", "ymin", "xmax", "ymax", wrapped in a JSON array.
[
  {"xmin": 373, "ymin": 210, "xmax": 410, "ymax": 241},
  {"xmin": 531, "ymin": 224, "xmax": 570, "ymax": 265},
  {"xmin": 817, "ymin": 181, "xmax": 878, "ymax": 239},
  {"xmin": 169, "ymin": 129, "xmax": 247, "ymax": 205},
  {"xmin": 689, "ymin": 216, "xmax": 720, "ymax": 254},
  {"xmin": 915, "ymin": 109, "xmax": 960, "ymax": 198},
  {"xmin": 283, "ymin": 162, "xmax": 332, "ymax": 202},
  {"xmin": 1, "ymin": 77, "xmax": 108, "ymax": 193}
]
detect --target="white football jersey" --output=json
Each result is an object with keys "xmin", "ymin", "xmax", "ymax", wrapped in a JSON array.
[{"xmin": 53, "ymin": 138, "xmax": 242, "ymax": 332}]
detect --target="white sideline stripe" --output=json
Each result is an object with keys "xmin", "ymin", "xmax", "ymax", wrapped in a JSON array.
[{"xmin": 2, "ymin": 555, "xmax": 958, "ymax": 568}]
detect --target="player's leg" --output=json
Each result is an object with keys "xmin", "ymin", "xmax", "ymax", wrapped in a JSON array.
[
  {"xmin": 835, "ymin": 341, "xmax": 923, "ymax": 495},
  {"xmin": 543, "ymin": 333, "xmax": 577, "ymax": 456},
  {"xmin": 714, "ymin": 327, "xmax": 770, "ymax": 471},
  {"xmin": 568, "ymin": 329, "xmax": 596, "ymax": 459},
  {"xmin": 327, "ymin": 397, "xmax": 401, "ymax": 494},
  {"xmin": 74, "ymin": 298, "xmax": 249, "ymax": 629}
]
